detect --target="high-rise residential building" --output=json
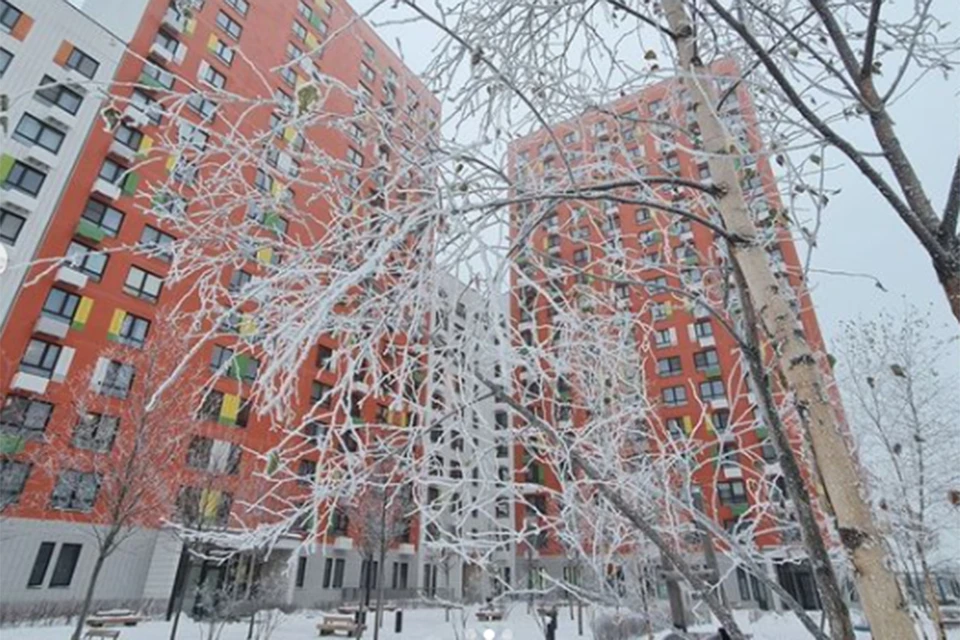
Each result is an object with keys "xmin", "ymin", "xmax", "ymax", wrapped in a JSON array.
[
  {"xmin": 0, "ymin": 0, "xmax": 128, "ymax": 329},
  {"xmin": 418, "ymin": 273, "xmax": 515, "ymax": 602},
  {"xmin": 0, "ymin": 0, "xmax": 441, "ymax": 616},
  {"xmin": 507, "ymin": 67, "xmax": 832, "ymax": 611}
]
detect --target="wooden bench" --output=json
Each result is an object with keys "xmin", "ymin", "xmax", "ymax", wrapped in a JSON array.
[
  {"xmin": 84, "ymin": 630, "xmax": 121, "ymax": 640},
  {"xmin": 317, "ymin": 613, "xmax": 364, "ymax": 637},
  {"xmin": 476, "ymin": 608, "xmax": 505, "ymax": 622}
]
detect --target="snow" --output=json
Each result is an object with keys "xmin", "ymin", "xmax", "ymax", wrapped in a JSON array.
[{"xmin": 3, "ymin": 607, "xmax": 957, "ymax": 640}]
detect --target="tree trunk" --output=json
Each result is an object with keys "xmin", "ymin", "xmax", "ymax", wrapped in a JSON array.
[
  {"xmin": 939, "ymin": 269, "xmax": 960, "ymax": 325},
  {"xmin": 735, "ymin": 259, "xmax": 855, "ymax": 640},
  {"xmin": 660, "ymin": 2, "xmax": 917, "ymax": 638},
  {"xmin": 71, "ymin": 546, "xmax": 110, "ymax": 640},
  {"xmin": 918, "ymin": 546, "xmax": 947, "ymax": 640}
]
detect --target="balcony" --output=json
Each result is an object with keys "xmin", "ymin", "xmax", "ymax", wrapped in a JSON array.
[
  {"xmin": 34, "ymin": 315, "xmax": 71, "ymax": 339},
  {"xmin": 708, "ymin": 397, "xmax": 729, "ymax": 410},
  {"xmin": 92, "ymin": 178, "xmax": 122, "ymax": 201},
  {"xmin": 107, "ymin": 139, "xmax": 137, "ymax": 164},
  {"xmin": 32, "ymin": 100, "xmax": 78, "ymax": 130},
  {"xmin": 721, "ymin": 464, "xmax": 743, "ymax": 480},
  {"xmin": 333, "ymin": 536, "xmax": 353, "ymax": 550},
  {"xmin": 162, "ymin": 7, "xmax": 188, "ymax": 33},
  {"xmin": 54, "ymin": 265, "xmax": 89, "ymax": 289},
  {"xmin": 697, "ymin": 334, "xmax": 716, "ymax": 348},
  {"xmin": 0, "ymin": 188, "xmax": 36, "ymax": 215},
  {"xmin": 74, "ymin": 218, "xmax": 106, "ymax": 243},
  {"xmin": 10, "ymin": 372, "xmax": 49, "ymax": 395},
  {"xmin": 26, "ymin": 144, "xmax": 58, "ymax": 170},
  {"xmin": 122, "ymin": 104, "xmax": 150, "ymax": 128},
  {"xmin": 396, "ymin": 542, "xmax": 416, "ymax": 556}
]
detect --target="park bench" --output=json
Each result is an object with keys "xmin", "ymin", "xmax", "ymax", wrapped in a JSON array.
[
  {"xmin": 476, "ymin": 608, "xmax": 505, "ymax": 622},
  {"xmin": 86, "ymin": 610, "xmax": 144, "ymax": 627},
  {"xmin": 317, "ymin": 613, "xmax": 365, "ymax": 637},
  {"xmin": 83, "ymin": 630, "xmax": 121, "ymax": 640}
]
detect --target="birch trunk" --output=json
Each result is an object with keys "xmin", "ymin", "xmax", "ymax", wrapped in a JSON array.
[{"xmin": 660, "ymin": 2, "xmax": 916, "ymax": 638}]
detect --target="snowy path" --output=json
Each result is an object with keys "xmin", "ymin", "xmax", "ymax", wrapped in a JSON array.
[{"xmin": 2, "ymin": 607, "xmax": 956, "ymax": 639}]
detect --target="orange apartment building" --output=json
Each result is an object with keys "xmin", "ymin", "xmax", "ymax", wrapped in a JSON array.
[
  {"xmin": 507, "ymin": 68, "xmax": 832, "ymax": 611},
  {"xmin": 0, "ymin": 0, "xmax": 441, "ymax": 615}
]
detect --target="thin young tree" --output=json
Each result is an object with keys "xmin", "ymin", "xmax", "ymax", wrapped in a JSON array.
[
  {"xmin": 24, "ymin": 319, "xmax": 201, "ymax": 640},
  {"xmin": 837, "ymin": 303, "xmax": 960, "ymax": 640}
]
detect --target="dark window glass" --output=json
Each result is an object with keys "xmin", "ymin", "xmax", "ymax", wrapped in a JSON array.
[
  {"xmin": 65, "ymin": 47, "xmax": 99, "ymax": 79},
  {"xmin": 41, "ymin": 287, "xmax": 80, "ymax": 322},
  {"xmin": 66, "ymin": 241, "xmax": 108, "ymax": 279},
  {"xmin": 1, "ymin": 208, "xmax": 26, "ymax": 245},
  {"xmin": 13, "ymin": 113, "xmax": 66, "ymax": 153},
  {"xmin": 49, "ymin": 543, "xmax": 83, "ymax": 587},
  {"xmin": 36, "ymin": 75, "xmax": 82, "ymax": 114},
  {"xmin": 4, "ymin": 161, "xmax": 46, "ymax": 195},
  {"xmin": 27, "ymin": 542, "xmax": 54, "ymax": 588},
  {"xmin": 81, "ymin": 200, "xmax": 124, "ymax": 236}
]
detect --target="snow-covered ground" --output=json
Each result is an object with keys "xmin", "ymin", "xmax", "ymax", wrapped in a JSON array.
[{"xmin": 2, "ymin": 606, "xmax": 957, "ymax": 639}]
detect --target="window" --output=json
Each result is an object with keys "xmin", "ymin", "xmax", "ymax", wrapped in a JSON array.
[
  {"xmin": 346, "ymin": 147, "xmax": 364, "ymax": 167},
  {"xmin": 116, "ymin": 313, "xmax": 150, "ymax": 347},
  {"xmin": 216, "ymin": 11, "xmax": 242, "ymax": 39},
  {"xmin": 200, "ymin": 63, "xmax": 227, "ymax": 89},
  {"xmin": 99, "ymin": 158, "xmax": 126, "ymax": 184},
  {"xmin": 297, "ymin": 1, "xmax": 312, "ymax": 20},
  {"xmin": 27, "ymin": 541, "xmax": 54, "ymax": 587},
  {"xmin": 295, "ymin": 556, "xmax": 307, "ymax": 588},
  {"xmin": 153, "ymin": 30, "xmax": 179, "ymax": 56},
  {"xmin": 41, "ymin": 287, "xmax": 80, "ymax": 323},
  {"xmin": 0, "ymin": 458, "xmax": 29, "ymax": 506},
  {"xmin": 114, "ymin": 123, "xmax": 143, "ymax": 152},
  {"xmin": 66, "ymin": 241, "xmax": 108, "ymax": 279},
  {"xmin": 65, "ymin": 47, "xmax": 99, "ymax": 79},
  {"xmin": 653, "ymin": 328, "xmax": 674, "ymax": 348},
  {"xmin": 37, "ymin": 75, "xmax": 82, "ymax": 114},
  {"xmin": 20, "ymin": 339, "xmax": 62, "ymax": 378},
  {"xmin": 286, "ymin": 41, "xmax": 303, "ymax": 62},
  {"xmin": 73, "ymin": 413, "xmax": 119, "ymax": 451},
  {"xmin": 694, "ymin": 319, "xmax": 713, "ymax": 338},
  {"xmin": 494, "ymin": 410, "xmax": 508, "ymax": 430},
  {"xmin": 699, "ymin": 379, "xmax": 726, "ymax": 400},
  {"xmin": 4, "ymin": 161, "xmax": 45, "ymax": 196},
  {"xmin": 81, "ymin": 200, "xmax": 124, "ymax": 236},
  {"xmin": 101, "ymin": 360, "xmax": 135, "ymax": 398},
  {"xmin": 224, "ymin": 0, "xmax": 249, "ymax": 16},
  {"xmin": 0, "ymin": 47, "xmax": 10, "ymax": 76},
  {"xmin": 713, "ymin": 410, "xmax": 730, "ymax": 432},
  {"xmin": 0, "ymin": 1, "xmax": 22, "ymax": 31},
  {"xmin": 199, "ymin": 390, "xmax": 224, "ymax": 421},
  {"xmin": 209, "ymin": 37, "xmax": 234, "ymax": 65},
  {"xmin": 297, "ymin": 459, "xmax": 316, "ymax": 485},
  {"xmin": 573, "ymin": 248, "xmax": 589, "ymax": 265},
  {"xmin": 694, "ymin": 349, "xmax": 720, "ymax": 370},
  {"xmin": 51, "ymin": 470, "xmax": 99, "ymax": 511},
  {"xmin": 124, "ymin": 266, "xmax": 163, "ymax": 302},
  {"xmin": 360, "ymin": 62, "xmax": 375, "ymax": 84},
  {"xmin": 141, "ymin": 62, "xmax": 174, "ymax": 90},
  {"xmin": 1, "ymin": 209, "xmax": 25, "ymax": 245},
  {"xmin": 229, "ymin": 269, "xmax": 252, "ymax": 291},
  {"xmin": 210, "ymin": 344, "xmax": 234, "ymax": 372},
  {"xmin": 323, "ymin": 557, "xmax": 345, "ymax": 588},
  {"xmin": 662, "ymin": 385, "xmax": 687, "ymax": 407},
  {"xmin": 657, "ymin": 356, "xmax": 683, "ymax": 377},
  {"xmin": 254, "ymin": 168, "xmax": 274, "ymax": 193},
  {"xmin": 279, "ymin": 66, "xmax": 296, "ymax": 86},
  {"xmin": 13, "ymin": 114, "xmax": 66, "ymax": 153},
  {"xmin": 362, "ymin": 42, "xmax": 375, "ymax": 60},
  {"xmin": 717, "ymin": 480, "xmax": 747, "ymax": 505},
  {"xmin": 49, "ymin": 543, "xmax": 83, "ymax": 587},
  {"xmin": 292, "ymin": 21, "xmax": 307, "ymax": 42},
  {"xmin": 1, "ymin": 396, "xmax": 54, "ymax": 435},
  {"xmin": 140, "ymin": 225, "xmax": 175, "ymax": 261},
  {"xmin": 130, "ymin": 89, "xmax": 162, "ymax": 124},
  {"xmin": 186, "ymin": 92, "xmax": 217, "ymax": 120}
]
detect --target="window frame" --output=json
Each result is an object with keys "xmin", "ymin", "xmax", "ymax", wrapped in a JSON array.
[
  {"xmin": 100, "ymin": 360, "xmax": 135, "ymax": 399},
  {"xmin": 1, "ymin": 208, "xmax": 25, "ymax": 245},
  {"xmin": 36, "ymin": 75, "xmax": 82, "ymax": 115},
  {"xmin": 215, "ymin": 10, "xmax": 243, "ymax": 40},
  {"xmin": 4, "ymin": 160, "xmax": 46, "ymax": 196},
  {"xmin": 123, "ymin": 265, "xmax": 164, "ymax": 302},
  {"xmin": 65, "ymin": 47, "xmax": 100, "ymax": 79},
  {"xmin": 65, "ymin": 241, "xmax": 108, "ymax": 279},
  {"xmin": 13, "ymin": 113, "xmax": 66, "ymax": 153}
]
